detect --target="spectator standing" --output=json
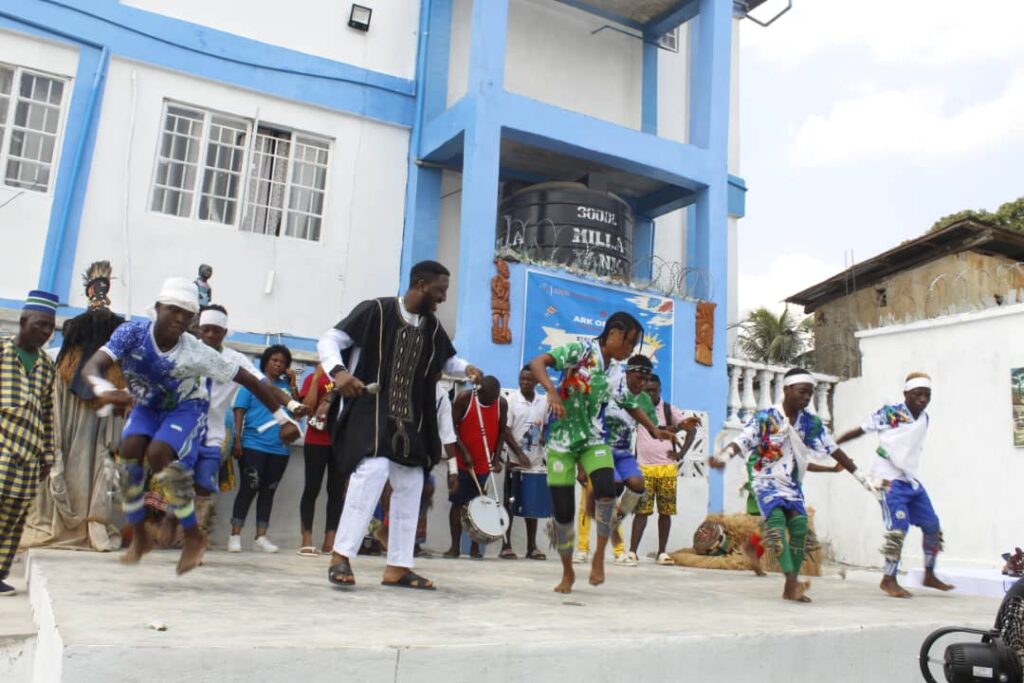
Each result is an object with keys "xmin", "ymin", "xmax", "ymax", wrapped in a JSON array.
[{"xmin": 228, "ymin": 345, "xmax": 300, "ymax": 553}]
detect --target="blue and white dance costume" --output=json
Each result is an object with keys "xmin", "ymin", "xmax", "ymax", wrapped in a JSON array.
[
  {"xmin": 101, "ymin": 320, "xmax": 239, "ymax": 528},
  {"xmin": 860, "ymin": 402, "xmax": 942, "ymax": 576}
]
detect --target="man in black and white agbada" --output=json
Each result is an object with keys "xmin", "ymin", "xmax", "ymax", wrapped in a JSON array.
[{"xmin": 318, "ymin": 261, "xmax": 481, "ymax": 590}]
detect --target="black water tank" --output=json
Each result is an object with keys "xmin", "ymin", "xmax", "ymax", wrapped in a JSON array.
[{"xmin": 495, "ymin": 182, "xmax": 634, "ymax": 279}]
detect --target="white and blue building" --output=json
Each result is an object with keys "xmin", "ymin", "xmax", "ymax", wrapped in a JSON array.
[{"xmin": 0, "ymin": 0, "xmax": 750, "ymax": 513}]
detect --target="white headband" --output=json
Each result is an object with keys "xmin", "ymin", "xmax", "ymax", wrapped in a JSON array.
[
  {"xmin": 783, "ymin": 373, "xmax": 816, "ymax": 388},
  {"xmin": 904, "ymin": 377, "xmax": 931, "ymax": 391},
  {"xmin": 198, "ymin": 309, "xmax": 228, "ymax": 329}
]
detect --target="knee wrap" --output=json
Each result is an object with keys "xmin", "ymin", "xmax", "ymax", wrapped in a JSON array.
[
  {"xmin": 594, "ymin": 498, "xmax": 615, "ymax": 538},
  {"xmin": 787, "ymin": 515, "xmax": 809, "ymax": 554},
  {"xmin": 153, "ymin": 462, "xmax": 195, "ymax": 507},
  {"xmin": 548, "ymin": 520, "xmax": 575, "ymax": 558},
  {"xmin": 195, "ymin": 495, "xmax": 215, "ymax": 535},
  {"xmin": 880, "ymin": 529, "xmax": 906, "ymax": 563},
  {"xmin": 923, "ymin": 530, "xmax": 944, "ymax": 554},
  {"xmin": 761, "ymin": 523, "xmax": 785, "ymax": 556},
  {"xmin": 612, "ymin": 488, "xmax": 643, "ymax": 527},
  {"xmin": 805, "ymin": 527, "xmax": 821, "ymax": 553}
]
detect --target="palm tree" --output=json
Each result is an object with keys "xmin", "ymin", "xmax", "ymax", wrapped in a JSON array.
[{"xmin": 736, "ymin": 307, "xmax": 814, "ymax": 367}]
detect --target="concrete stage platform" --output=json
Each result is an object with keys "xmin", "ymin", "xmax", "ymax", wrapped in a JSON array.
[{"xmin": 21, "ymin": 549, "xmax": 1002, "ymax": 682}]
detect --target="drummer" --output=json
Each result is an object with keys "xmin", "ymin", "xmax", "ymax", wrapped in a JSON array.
[
  {"xmin": 444, "ymin": 376, "xmax": 508, "ymax": 559},
  {"xmin": 499, "ymin": 366, "xmax": 549, "ymax": 560}
]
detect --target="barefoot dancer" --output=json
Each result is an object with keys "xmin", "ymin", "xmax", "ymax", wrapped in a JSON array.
[
  {"xmin": 82, "ymin": 278, "xmax": 291, "ymax": 575},
  {"xmin": 319, "ymin": 260, "xmax": 481, "ymax": 591},
  {"xmin": 835, "ymin": 372, "xmax": 954, "ymax": 598},
  {"xmin": 711, "ymin": 368, "xmax": 876, "ymax": 603},
  {"xmin": 529, "ymin": 312, "xmax": 673, "ymax": 593}
]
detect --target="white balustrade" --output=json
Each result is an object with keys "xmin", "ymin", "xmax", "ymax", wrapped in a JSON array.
[{"xmin": 725, "ymin": 358, "xmax": 840, "ymax": 431}]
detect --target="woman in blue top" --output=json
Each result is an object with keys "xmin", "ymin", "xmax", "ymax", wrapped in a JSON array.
[{"xmin": 228, "ymin": 345, "xmax": 300, "ymax": 553}]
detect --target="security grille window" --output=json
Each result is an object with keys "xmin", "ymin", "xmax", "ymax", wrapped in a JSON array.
[
  {"xmin": 150, "ymin": 101, "xmax": 330, "ymax": 241},
  {"xmin": 0, "ymin": 64, "xmax": 67, "ymax": 192}
]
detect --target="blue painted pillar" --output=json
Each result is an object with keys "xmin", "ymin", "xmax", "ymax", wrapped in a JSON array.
[
  {"xmin": 452, "ymin": 0, "xmax": 507, "ymax": 358},
  {"xmin": 641, "ymin": 38, "xmax": 658, "ymax": 134},
  {"xmin": 688, "ymin": 0, "xmax": 733, "ymax": 513},
  {"xmin": 38, "ymin": 44, "xmax": 108, "ymax": 301},
  {"xmin": 633, "ymin": 216, "xmax": 654, "ymax": 281},
  {"xmin": 400, "ymin": 0, "xmax": 453, "ymax": 285}
]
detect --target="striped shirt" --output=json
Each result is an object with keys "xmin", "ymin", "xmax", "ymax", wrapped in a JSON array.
[{"xmin": 0, "ymin": 336, "xmax": 56, "ymax": 499}]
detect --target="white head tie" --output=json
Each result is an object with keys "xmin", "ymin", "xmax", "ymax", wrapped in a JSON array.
[
  {"xmin": 782, "ymin": 372, "xmax": 816, "ymax": 388},
  {"xmin": 199, "ymin": 309, "xmax": 229, "ymax": 329},
  {"xmin": 904, "ymin": 376, "xmax": 931, "ymax": 392},
  {"xmin": 155, "ymin": 277, "xmax": 200, "ymax": 314}
]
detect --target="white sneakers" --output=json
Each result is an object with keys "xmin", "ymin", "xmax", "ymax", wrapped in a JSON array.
[
  {"xmin": 253, "ymin": 536, "xmax": 279, "ymax": 554},
  {"xmin": 614, "ymin": 551, "xmax": 639, "ymax": 566},
  {"xmin": 227, "ymin": 535, "xmax": 279, "ymax": 553},
  {"xmin": 572, "ymin": 551, "xmax": 589, "ymax": 564}
]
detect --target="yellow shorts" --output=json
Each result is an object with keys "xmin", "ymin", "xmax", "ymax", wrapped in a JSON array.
[{"xmin": 638, "ymin": 463, "xmax": 677, "ymax": 516}]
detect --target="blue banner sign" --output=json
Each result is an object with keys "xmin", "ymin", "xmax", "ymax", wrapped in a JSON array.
[{"xmin": 522, "ymin": 271, "xmax": 675, "ymax": 395}]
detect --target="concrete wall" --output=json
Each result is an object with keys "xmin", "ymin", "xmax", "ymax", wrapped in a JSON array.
[
  {"xmin": 446, "ymin": 0, "xmax": 472, "ymax": 107},
  {"xmin": 122, "ymin": 0, "xmax": 420, "ymax": 80},
  {"xmin": 805, "ymin": 303, "xmax": 1024, "ymax": 570},
  {"xmin": 0, "ymin": 29, "xmax": 79, "ymax": 301},
  {"xmin": 68, "ymin": 58, "xmax": 409, "ymax": 337},
  {"xmin": 813, "ymin": 251, "xmax": 1024, "ymax": 377},
  {"xmin": 504, "ymin": 0, "xmax": 642, "ymax": 130}
]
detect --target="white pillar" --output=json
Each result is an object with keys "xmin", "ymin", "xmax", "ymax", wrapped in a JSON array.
[
  {"xmin": 756, "ymin": 369, "xmax": 772, "ymax": 410},
  {"xmin": 740, "ymin": 366, "xmax": 757, "ymax": 421},
  {"xmin": 726, "ymin": 363, "xmax": 742, "ymax": 427},
  {"xmin": 773, "ymin": 371, "xmax": 785, "ymax": 406}
]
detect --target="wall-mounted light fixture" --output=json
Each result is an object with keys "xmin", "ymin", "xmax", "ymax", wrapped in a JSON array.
[{"xmin": 349, "ymin": 4, "xmax": 372, "ymax": 31}]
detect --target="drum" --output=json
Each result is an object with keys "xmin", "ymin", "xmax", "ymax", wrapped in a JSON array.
[
  {"xmin": 462, "ymin": 494, "xmax": 509, "ymax": 545},
  {"xmin": 511, "ymin": 471, "xmax": 552, "ymax": 519}
]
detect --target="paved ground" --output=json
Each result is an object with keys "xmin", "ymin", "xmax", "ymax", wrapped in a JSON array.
[
  {"xmin": 0, "ymin": 553, "xmax": 33, "ymax": 640},
  {"xmin": 29, "ymin": 547, "xmax": 998, "ymax": 648}
]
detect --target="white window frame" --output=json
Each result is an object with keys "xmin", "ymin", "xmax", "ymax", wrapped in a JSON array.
[
  {"xmin": 0, "ymin": 62, "xmax": 71, "ymax": 195},
  {"xmin": 148, "ymin": 100, "xmax": 332, "ymax": 243}
]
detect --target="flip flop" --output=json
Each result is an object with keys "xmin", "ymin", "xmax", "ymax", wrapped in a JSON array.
[
  {"xmin": 328, "ymin": 558, "xmax": 355, "ymax": 588},
  {"xmin": 499, "ymin": 548, "xmax": 519, "ymax": 560},
  {"xmin": 381, "ymin": 570, "xmax": 436, "ymax": 591},
  {"xmin": 526, "ymin": 549, "xmax": 547, "ymax": 560},
  {"xmin": 297, "ymin": 546, "xmax": 320, "ymax": 558}
]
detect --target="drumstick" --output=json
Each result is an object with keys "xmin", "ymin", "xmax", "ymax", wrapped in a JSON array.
[{"xmin": 471, "ymin": 388, "xmax": 500, "ymax": 501}]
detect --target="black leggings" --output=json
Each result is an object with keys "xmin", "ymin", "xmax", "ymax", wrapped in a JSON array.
[
  {"xmin": 551, "ymin": 468, "xmax": 615, "ymax": 524},
  {"xmin": 231, "ymin": 448, "xmax": 289, "ymax": 530},
  {"xmin": 299, "ymin": 443, "xmax": 344, "ymax": 533}
]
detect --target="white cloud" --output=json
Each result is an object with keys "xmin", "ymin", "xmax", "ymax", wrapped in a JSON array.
[
  {"xmin": 789, "ymin": 72, "xmax": 1024, "ymax": 167},
  {"xmin": 738, "ymin": 253, "xmax": 840, "ymax": 316},
  {"xmin": 742, "ymin": 0, "xmax": 1024, "ymax": 67}
]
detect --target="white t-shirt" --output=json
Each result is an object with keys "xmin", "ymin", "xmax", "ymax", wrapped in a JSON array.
[
  {"xmin": 206, "ymin": 347, "xmax": 263, "ymax": 448},
  {"xmin": 504, "ymin": 389, "xmax": 548, "ymax": 471},
  {"xmin": 860, "ymin": 402, "xmax": 929, "ymax": 486},
  {"xmin": 436, "ymin": 383, "xmax": 457, "ymax": 447}
]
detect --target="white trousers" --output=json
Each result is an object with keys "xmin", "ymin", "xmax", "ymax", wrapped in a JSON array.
[{"xmin": 334, "ymin": 456, "xmax": 421, "ymax": 569}]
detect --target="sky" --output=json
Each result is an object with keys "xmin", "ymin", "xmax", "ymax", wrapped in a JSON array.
[{"xmin": 735, "ymin": 0, "xmax": 1024, "ymax": 315}]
